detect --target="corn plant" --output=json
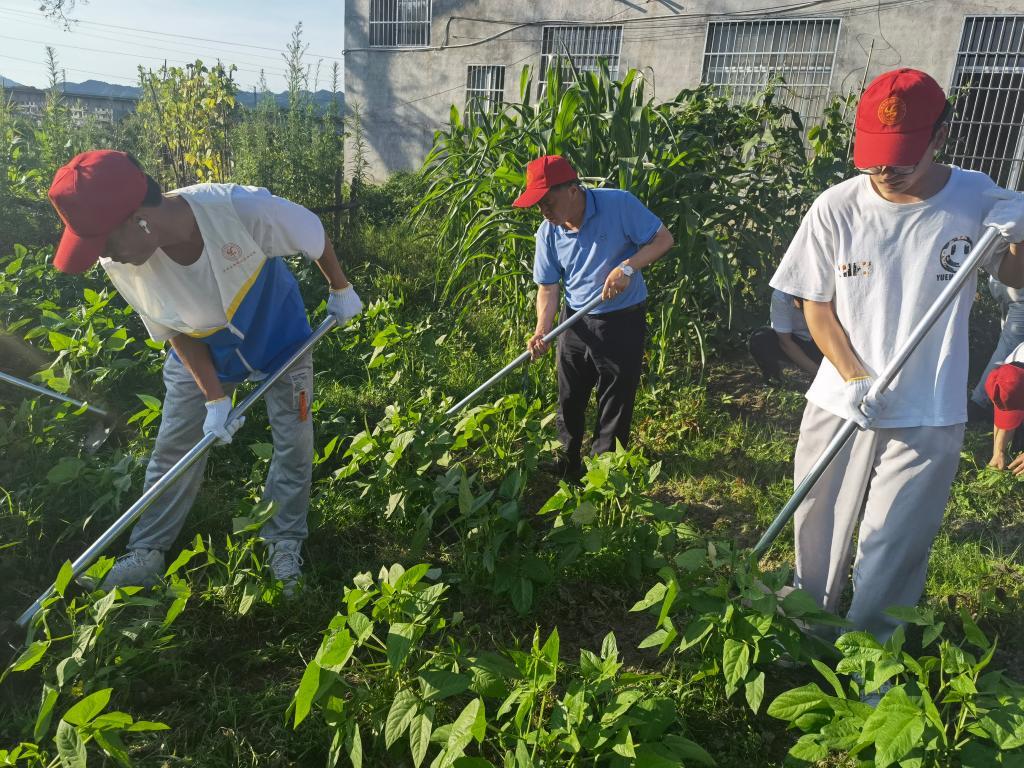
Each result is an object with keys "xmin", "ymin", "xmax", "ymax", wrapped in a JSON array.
[{"xmin": 417, "ymin": 63, "xmax": 829, "ymax": 364}]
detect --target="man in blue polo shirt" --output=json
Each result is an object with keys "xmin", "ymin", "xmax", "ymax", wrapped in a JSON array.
[{"xmin": 515, "ymin": 155, "xmax": 674, "ymax": 481}]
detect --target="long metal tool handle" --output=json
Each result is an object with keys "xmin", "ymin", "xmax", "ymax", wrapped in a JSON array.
[
  {"xmin": 0, "ymin": 370, "xmax": 110, "ymax": 420},
  {"xmin": 15, "ymin": 317, "xmax": 338, "ymax": 628},
  {"xmin": 752, "ymin": 226, "xmax": 1005, "ymax": 560},
  {"xmin": 445, "ymin": 294, "xmax": 606, "ymax": 417}
]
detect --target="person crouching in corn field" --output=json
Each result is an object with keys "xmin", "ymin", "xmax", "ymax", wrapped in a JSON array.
[
  {"xmin": 769, "ymin": 69, "xmax": 1024, "ymax": 644},
  {"xmin": 515, "ymin": 155, "xmax": 674, "ymax": 483},
  {"xmin": 47, "ymin": 150, "xmax": 364, "ymax": 596}
]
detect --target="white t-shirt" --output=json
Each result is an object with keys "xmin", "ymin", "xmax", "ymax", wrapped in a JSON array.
[
  {"xmin": 770, "ymin": 167, "xmax": 1007, "ymax": 428},
  {"xmin": 101, "ymin": 186, "xmax": 325, "ymax": 342},
  {"xmin": 770, "ymin": 290, "xmax": 811, "ymax": 341}
]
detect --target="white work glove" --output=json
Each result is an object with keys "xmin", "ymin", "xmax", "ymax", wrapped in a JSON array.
[
  {"xmin": 326, "ymin": 285, "xmax": 364, "ymax": 326},
  {"xmin": 983, "ymin": 188, "xmax": 1024, "ymax": 245},
  {"xmin": 842, "ymin": 376, "xmax": 887, "ymax": 430},
  {"xmin": 204, "ymin": 397, "xmax": 244, "ymax": 444}
]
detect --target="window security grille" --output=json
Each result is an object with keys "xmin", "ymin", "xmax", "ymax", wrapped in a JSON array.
[
  {"xmin": 947, "ymin": 16, "xmax": 1024, "ymax": 190},
  {"xmin": 702, "ymin": 18, "xmax": 841, "ymax": 129},
  {"xmin": 466, "ymin": 65, "xmax": 506, "ymax": 115},
  {"xmin": 540, "ymin": 25, "xmax": 624, "ymax": 89},
  {"xmin": 369, "ymin": 0, "xmax": 431, "ymax": 48}
]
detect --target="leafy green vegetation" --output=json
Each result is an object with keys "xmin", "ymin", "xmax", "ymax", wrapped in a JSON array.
[{"xmin": 2, "ymin": 60, "xmax": 1023, "ymax": 768}]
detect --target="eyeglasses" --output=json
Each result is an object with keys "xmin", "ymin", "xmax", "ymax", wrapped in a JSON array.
[{"xmin": 856, "ymin": 163, "xmax": 918, "ymax": 177}]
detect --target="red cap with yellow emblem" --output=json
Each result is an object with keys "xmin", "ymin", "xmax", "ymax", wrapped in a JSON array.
[
  {"xmin": 854, "ymin": 68, "xmax": 948, "ymax": 169},
  {"xmin": 513, "ymin": 155, "xmax": 579, "ymax": 208}
]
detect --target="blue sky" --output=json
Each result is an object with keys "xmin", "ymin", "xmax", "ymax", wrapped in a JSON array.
[{"xmin": 0, "ymin": 0, "xmax": 344, "ymax": 91}]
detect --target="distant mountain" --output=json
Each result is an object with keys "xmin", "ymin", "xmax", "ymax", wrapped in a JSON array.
[
  {"xmin": 61, "ymin": 79, "xmax": 140, "ymax": 99},
  {"xmin": 0, "ymin": 74, "xmax": 342, "ymax": 110}
]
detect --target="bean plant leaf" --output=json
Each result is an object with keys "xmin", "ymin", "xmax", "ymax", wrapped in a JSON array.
[
  {"xmin": 34, "ymin": 684, "xmax": 59, "ymax": 741},
  {"xmin": 10, "ymin": 640, "xmax": 50, "ymax": 672},
  {"xmin": 420, "ymin": 669, "xmax": 470, "ymax": 702},
  {"xmin": 61, "ymin": 688, "xmax": 112, "ymax": 726},
  {"xmin": 54, "ymin": 561, "xmax": 75, "ymax": 598},
  {"xmin": 744, "ymin": 670, "xmax": 766, "ymax": 713},
  {"xmin": 386, "ymin": 688, "xmax": 419, "ymax": 748},
  {"xmin": 293, "ymin": 661, "xmax": 321, "ymax": 727},
  {"xmin": 410, "ymin": 706, "xmax": 435, "ymax": 768},
  {"xmin": 766, "ymin": 683, "xmax": 827, "ymax": 722},
  {"xmin": 860, "ymin": 688, "xmax": 924, "ymax": 768},
  {"xmin": 722, "ymin": 639, "xmax": 750, "ymax": 694},
  {"xmin": 94, "ymin": 730, "xmax": 131, "ymax": 767},
  {"xmin": 55, "ymin": 720, "xmax": 87, "ymax": 768},
  {"xmin": 387, "ymin": 623, "xmax": 416, "ymax": 670}
]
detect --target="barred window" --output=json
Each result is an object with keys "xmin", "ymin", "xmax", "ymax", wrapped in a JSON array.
[
  {"xmin": 540, "ymin": 25, "xmax": 623, "ymax": 89},
  {"xmin": 947, "ymin": 16, "xmax": 1024, "ymax": 190},
  {"xmin": 466, "ymin": 65, "xmax": 505, "ymax": 115},
  {"xmin": 702, "ymin": 18, "xmax": 841, "ymax": 129},
  {"xmin": 369, "ymin": 0, "xmax": 431, "ymax": 48}
]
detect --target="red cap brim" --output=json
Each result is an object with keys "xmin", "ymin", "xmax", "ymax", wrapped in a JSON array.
[
  {"xmin": 53, "ymin": 227, "xmax": 107, "ymax": 274},
  {"xmin": 513, "ymin": 186, "xmax": 548, "ymax": 208},
  {"xmin": 853, "ymin": 126, "xmax": 933, "ymax": 169},
  {"xmin": 993, "ymin": 405, "xmax": 1024, "ymax": 431}
]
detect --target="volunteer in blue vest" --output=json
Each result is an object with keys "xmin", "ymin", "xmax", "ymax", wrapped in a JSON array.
[
  {"xmin": 770, "ymin": 69, "xmax": 1024, "ymax": 647},
  {"xmin": 515, "ymin": 155, "xmax": 674, "ymax": 482},
  {"xmin": 47, "ymin": 150, "xmax": 364, "ymax": 595}
]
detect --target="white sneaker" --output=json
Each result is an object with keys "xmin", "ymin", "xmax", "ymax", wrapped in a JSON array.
[
  {"xmin": 267, "ymin": 539, "xmax": 304, "ymax": 597},
  {"xmin": 100, "ymin": 549, "xmax": 165, "ymax": 590}
]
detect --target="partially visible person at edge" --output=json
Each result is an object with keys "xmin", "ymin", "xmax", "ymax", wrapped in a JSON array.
[
  {"xmin": 769, "ymin": 69, "xmax": 1024, "ymax": 653},
  {"xmin": 47, "ymin": 150, "xmax": 364, "ymax": 596},
  {"xmin": 749, "ymin": 290, "xmax": 823, "ymax": 384},
  {"xmin": 985, "ymin": 343, "xmax": 1024, "ymax": 471},
  {"xmin": 514, "ymin": 155, "xmax": 673, "ymax": 483},
  {"xmin": 968, "ymin": 275, "xmax": 1024, "ymax": 421}
]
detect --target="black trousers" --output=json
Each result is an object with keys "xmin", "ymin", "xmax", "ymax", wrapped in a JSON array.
[
  {"xmin": 556, "ymin": 302, "xmax": 646, "ymax": 462},
  {"xmin": 748, "ymin": 326, "xmax": 822, "ymax": 382}
]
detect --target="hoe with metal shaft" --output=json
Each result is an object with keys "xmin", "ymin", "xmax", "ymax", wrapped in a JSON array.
[
  {"xmin": 445, "ymin": 294, "xmax": 605, "ymax": 417},
  {"xmin": 752, "ymin": 226, "xmax": 1005, "ymax": 561},
  {"xmin": 16, "ymin": 316, "xmax": 338, "ymax": 628},
  {"xmin": 0, "ymin": 370, "xmax": 114, "ymax": 451}
]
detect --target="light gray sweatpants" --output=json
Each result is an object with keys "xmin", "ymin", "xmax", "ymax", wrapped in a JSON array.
[
  {"xmin": 128, "ymin": 350, "xmax": 314, "ymax": 552},
  {"xmin": 793, "ymin": 402, "xmax": 964, "ymax": 642}
]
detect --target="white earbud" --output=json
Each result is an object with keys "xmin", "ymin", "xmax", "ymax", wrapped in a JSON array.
[{"xmin": 137, "ymin": 219, "xmax": 151, "ymax": 235}]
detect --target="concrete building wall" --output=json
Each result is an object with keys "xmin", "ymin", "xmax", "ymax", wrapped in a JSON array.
[{"xmin": 345, "ymin": 0, "xmax": 1024, "ymax": 180}]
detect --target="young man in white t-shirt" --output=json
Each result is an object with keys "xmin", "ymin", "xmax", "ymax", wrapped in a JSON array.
[
  {"xmin": 986, "ymin": 344, "xmax": 1024, "ymax": 471},
  {"xmin": 47, "ymin": 150, "xmax": 364, "ymax": 595},
  {"xmin": 749, "ymin": 290, "xmax": 822, "ymax": 383},
  {"xmin": 770, "ymin": 69, "xmax": 1024, "ymax": 642}
]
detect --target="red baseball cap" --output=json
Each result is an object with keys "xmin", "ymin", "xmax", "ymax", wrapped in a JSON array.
[
  {"xmin": 513, "ymin": 155, "xmax": 579, "ymax": 208},
  {"xmin": 48, "ymin": 150, "xmax": 148, "ymax": 274},
  {"xmin": 854, "ymin": 68, "xmax": 948, "ymax": 169},
  {"xmin": 986, "ymin": 364, "xmax": 1024, "ymax": 430}
]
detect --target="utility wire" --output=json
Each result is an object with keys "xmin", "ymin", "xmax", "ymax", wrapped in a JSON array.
[
  {"xmin": 0, "ymin": 10, "xmax": 296, "ymax": 75},
  {"xmin": 0, "ymin": 3, "xmax": 343, "ymax": 62}
]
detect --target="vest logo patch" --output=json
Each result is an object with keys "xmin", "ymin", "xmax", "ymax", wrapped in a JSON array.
[
  {"xmin": 839, "ymin": 261, "xmax": 872, "ymax": 278},
  {"xmin": 937, "ymin": 235, "xmax": 972, "ymax": 281},
  {"xmin": 222, "ymin": 242, "xmax": 243, "ymax": 262}
]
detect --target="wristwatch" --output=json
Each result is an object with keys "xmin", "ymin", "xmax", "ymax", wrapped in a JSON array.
[{"xmin": 619, "ymin": 264, "xmax": 636, "ymax": 277}]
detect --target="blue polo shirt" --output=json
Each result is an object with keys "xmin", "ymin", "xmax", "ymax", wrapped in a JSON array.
[{"xmin": 533, "ymin": 188, "xmax": 662, "ymax": 314}]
